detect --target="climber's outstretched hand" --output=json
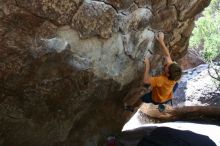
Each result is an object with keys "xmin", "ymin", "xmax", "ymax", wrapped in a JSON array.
[{"xmin": 156, "ymin": 32, "xmax": 164, "ymax": 43}]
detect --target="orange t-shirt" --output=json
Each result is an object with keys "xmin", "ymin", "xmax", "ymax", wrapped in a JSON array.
[{"xmin": 149, "ymin": 75, "xmax": 176, "ymax": 103}]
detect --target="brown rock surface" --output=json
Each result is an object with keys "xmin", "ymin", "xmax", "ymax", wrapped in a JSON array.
[
  {"xmin": 0, "ymin": 0, "xmax": 211, "ymax": 146},
  {"xmin": 72, "ymin": 1, "xmax": 118, "ymax": 38},
  {"xmin": 16, "ymin": 0, "xmax": 83, "ymax": 25},
  {"xmin": 177, "ymin": 51, "xmax": 205, "ymax": 70}
]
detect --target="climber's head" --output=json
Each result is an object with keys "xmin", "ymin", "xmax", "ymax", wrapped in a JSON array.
[{"xmin": 164, "ymin": 62, "xmax": 182, "ymax": 81}]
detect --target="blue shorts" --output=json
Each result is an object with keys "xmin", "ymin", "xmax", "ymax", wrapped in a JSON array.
[{"xmin": 141, "ymin": 83, "xmax": 179, "ymax": 105}]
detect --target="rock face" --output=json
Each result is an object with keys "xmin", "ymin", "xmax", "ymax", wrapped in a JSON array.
[
  {"xmin": 177, "ymin": 51, "xmax": 205, "ymax": 70},
  {"xmin": 0, "ymin": 0, "xmax": 211, "ymax": 146}
]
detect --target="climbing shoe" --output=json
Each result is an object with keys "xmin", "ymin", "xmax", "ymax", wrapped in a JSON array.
[{"xmin": 158, "ymin": 104, "xmax": 165, "ymax": 112}]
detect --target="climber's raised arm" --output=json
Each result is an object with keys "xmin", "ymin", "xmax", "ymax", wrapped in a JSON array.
[
  {"xmin": 156, "ymin": 32, "xmax": 173, "ymax": 65},
  {"xmin": 143, "ymin": 57, "xmax": 151, "ymax": 84}
]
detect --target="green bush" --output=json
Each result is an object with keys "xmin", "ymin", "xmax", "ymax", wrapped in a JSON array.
[{"xmin": 189, "ymin": 0, "xmax": 220, "ymax": 62}]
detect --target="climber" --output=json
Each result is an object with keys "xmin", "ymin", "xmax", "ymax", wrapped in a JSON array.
[{"xmin": 125, "ymin": 32, "xmax": 182, "ymax": 112}]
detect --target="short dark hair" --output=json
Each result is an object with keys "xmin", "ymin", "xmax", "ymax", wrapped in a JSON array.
[{"xmin": 168, "ymin": 63, "xmax": 182, "ymax": 81}]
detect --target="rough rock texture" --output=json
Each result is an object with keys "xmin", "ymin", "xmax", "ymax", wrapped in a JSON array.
[
  {"xmin": 0, "ymin": 0, "xmax": 211, "ymax": 146},
  {"xmin": 173, "ymin": 64, "xmax": 220, "ymax": 107},
  {"xmin": 177, "ymin": 51, "xmax": 205, "ymax": 70}
]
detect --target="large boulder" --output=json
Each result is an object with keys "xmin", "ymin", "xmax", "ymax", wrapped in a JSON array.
[
  {"xmin": 173, "ymin": 64, "xmax": 220, "ymax": 107},
  {"xmin": 0, "ymin": 0, "xmax": 211, "ymax": 146},
  {"xmin": 177, "ymin": 51, "xmax": 205, "ymax": 70}
]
